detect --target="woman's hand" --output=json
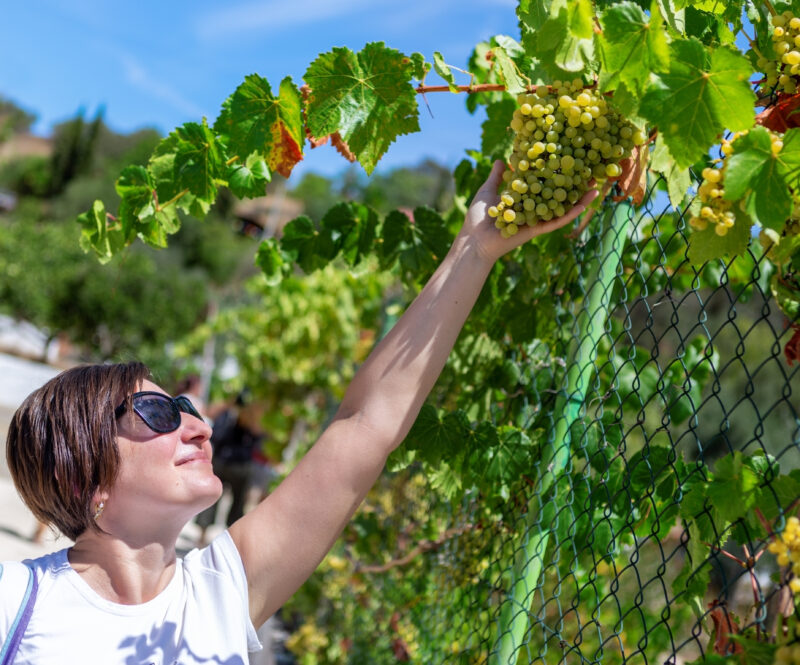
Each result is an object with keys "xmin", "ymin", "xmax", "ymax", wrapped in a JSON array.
[{"xmin": 457, "ymin": 160, "xmax": 601, "ymax": 264}]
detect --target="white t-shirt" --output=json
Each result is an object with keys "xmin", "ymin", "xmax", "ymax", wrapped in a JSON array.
[{"xmin": 0, "ymin": 532, "xmax": 262, "ymax": 664}]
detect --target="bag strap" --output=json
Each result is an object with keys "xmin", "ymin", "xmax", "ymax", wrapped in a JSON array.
[{"xmin": 0, "ymin": 563, "xmax": 38, "ymax": 665}]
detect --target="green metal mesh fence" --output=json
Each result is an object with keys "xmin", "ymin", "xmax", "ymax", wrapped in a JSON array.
[
  {"xmin": 476, "ymin": 173, "xmax": 799, "ymax": 664},
  {"xmin": 300, "ymin": 172, "xmax": 800, "ymax": 665}
]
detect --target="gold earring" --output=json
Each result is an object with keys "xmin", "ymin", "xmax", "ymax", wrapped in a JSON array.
[{"xmin": 94, "ymin": 501, "xmax": 105, "ymax": 520}]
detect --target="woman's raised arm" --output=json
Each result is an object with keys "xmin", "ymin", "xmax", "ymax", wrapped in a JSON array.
[{"xmin": 228, "ymin": 161, "xmax": 600, "ymax": 626}]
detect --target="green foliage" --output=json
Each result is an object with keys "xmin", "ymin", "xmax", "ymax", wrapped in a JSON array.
[{"xmin": 40, "ymin": 1, "xmax": 800, "ymax": 662}]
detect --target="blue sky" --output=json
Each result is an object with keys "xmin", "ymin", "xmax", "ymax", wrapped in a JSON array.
[{"xmin": 1, "ymin": 0, "xmax": 519, "ymax": 177}]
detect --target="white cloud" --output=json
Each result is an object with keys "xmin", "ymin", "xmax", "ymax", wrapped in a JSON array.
[
  {"xmin": 119, "ymin": 54, "xmax": 206, "ymax": 120},
  {"xmin": 194, "ymin": 0, "xmax": 375, "ymax": 41}
]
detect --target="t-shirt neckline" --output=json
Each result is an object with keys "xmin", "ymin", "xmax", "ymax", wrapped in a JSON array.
[{"xmin": 57, "ymin": 547, "xmax": 184, "ymax": 616}]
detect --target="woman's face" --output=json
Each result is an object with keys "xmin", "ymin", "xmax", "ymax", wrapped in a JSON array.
[{"xmin": 103, "ymin": 380, "xmax": 222, "ymax": 535}]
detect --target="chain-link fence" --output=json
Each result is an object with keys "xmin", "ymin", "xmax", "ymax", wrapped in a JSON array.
[{"xmin": 308, "ymin": 172, "xmax": 800, "ymax": 665}]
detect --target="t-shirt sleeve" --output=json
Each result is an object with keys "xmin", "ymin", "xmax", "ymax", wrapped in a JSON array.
[
  {"xmin": 194, "ymin": 532, "xmax": 262, "ymax": 652},
  {"xmin": 0, "ymin": 561, "xmax": 35, "ymax": 647}
]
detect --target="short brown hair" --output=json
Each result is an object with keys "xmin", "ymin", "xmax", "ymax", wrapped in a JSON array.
[{"xmin": 6, "ymin": 362, "xmax": 151, "ymax": 541}]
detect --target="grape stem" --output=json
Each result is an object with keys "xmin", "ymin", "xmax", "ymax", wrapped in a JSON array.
[
  {"xmin": 763, "ymin": 0, "xmax": 778, "ymax": 16},
  {"xmin": 156, "ymin": 188, "xmax": 190, "ymax": 211},
  {"xmin": 740, "ymin": 25, "xmax": 766, "ymax": 61},
  {"xmin": 415, "ymin": 83, "xmax": 507, "ymax": 94}
]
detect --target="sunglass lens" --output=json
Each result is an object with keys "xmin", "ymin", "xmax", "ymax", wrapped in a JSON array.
[
  {"xmin": 134, "ymin": 395, "xmax": 180, "ymax": 433},
  {"xmin": 175, "ymin": 396, "xmax": 202, "ymax": 420}
]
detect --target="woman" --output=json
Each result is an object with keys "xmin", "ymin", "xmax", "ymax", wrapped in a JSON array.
[{"xmin": 0, "ymin": 162, "xmax": 598, "ymax": 664}]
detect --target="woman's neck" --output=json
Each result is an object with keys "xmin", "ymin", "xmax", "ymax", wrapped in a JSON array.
[{"xmin": 68, "ymin": 532, "xmax": 179, "ymax": 605}]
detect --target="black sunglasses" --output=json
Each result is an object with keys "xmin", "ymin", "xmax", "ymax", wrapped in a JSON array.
[{"xmin": 114, "ymin": 391, "xmax": 203, "ymax": 433}]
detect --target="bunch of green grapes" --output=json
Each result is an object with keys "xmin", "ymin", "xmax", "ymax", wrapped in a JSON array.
[
  {"xmin": 767, "ymin": 515, "xmax": 800, "ymax": 593},
  {"xmin": 690, "ymin": 130, "xmax": 785, "ymax": 236},
  {"xmin": 758, "ymin": 10, "xmax": 800, "ymax": 94},
  {"xmin": 487, "ymin": 79, "xmax": 646, "ymax": 238}
]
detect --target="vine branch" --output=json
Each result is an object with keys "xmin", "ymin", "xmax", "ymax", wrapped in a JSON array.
[{"xmin": 355, "ymin": 524, "xmax": 474, "ymax": 574}]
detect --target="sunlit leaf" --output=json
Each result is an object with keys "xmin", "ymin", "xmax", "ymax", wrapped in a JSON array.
[
  {"xmin": 640, "ymin": 39, "xmax": 755, "ymax": 167},
  {"xmin": 304, "ymin": 42, "xmax": 420, "ymax": 175}
]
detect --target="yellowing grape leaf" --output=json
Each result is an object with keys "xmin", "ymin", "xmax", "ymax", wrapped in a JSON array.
[
  {"xmin": 639, "ymin": 39, "xmax": 755, "ymax": 168},
  {"xmin": 304, "ymin": 42, "xmax": 420, "ymax": 175},
  {"xmin": 227, "ymin": 74, "xmax": 304, "ymax": 178},
  {"xmin": 598, "ymin": 1, "xmax": 670, "ymax": 96}
]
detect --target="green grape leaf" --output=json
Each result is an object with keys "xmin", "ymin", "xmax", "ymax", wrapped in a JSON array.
[
  {"xmin": 724, "ymin": 126, "xmax": 792, "ymax": 230},
  {"xmin": 517, "ymin": 0, "xmax": 549, "ymax": 32},
  {"xmin": 227, "ymin": 74, "xmax": 304, "ymax": 178},
  {"xmin": 655, "ymin": 0, "xmax": 686, "ymax": 35},
  {"xmin": 213, "ymin": 94, "xmax": 234, "ymax": 144},
  {"xmin": 523, "ymin": 0, "xmax": 594, "ymax": 75},
  {"xmin": 279, "ymin": 215, "xmax": 338, "ymax": 273},
  {"xmin": 706, "ymin": 452, "xmax": 760, "ymax": 523},
  {"xmin": 78, "ymin": 200, "xmax": 125, "ymax": 263},
  {"xmin": 651, "ymin": 134, "xmax": 692, "ymax": 208},
  {"xmin": 481, "ymin": 99, "xmax": 516, "ymax": 162},
  {"xmin": 319, "ymin": 202, "xmax": 378, "ymax": 268},
  {"xmin": 684, "ymin": 3, "xmax": 738, "ymax": 44},
  {"xmin": 776, "ymin": 127, "xmax": 800, "ymax": 191},
  {"xmin": 598, "ymin": 1, "xmax": 670, "ymax": 96},
  {"xmin": 639, "ymin": 39, "xmax": 755, "ymax": 168},
  {"xmin": 492, "ymin": 34, "xmax": 525, "ymax": 58},
  {"xmin": 304, "ymin": 42, "xmax": 420, "ymax": 175},
  {"xmin": 729, "ymin": 635, "xmax": 776, "ymax": 665},
  {"xmin": 433, "ymin": 51, "xmax": 459, "ymax": 92},
  {"xmin": 627, "ymin": 446, "xmax": 674, "ymax": 493},
  {"xmin": 687, "ymin": 205, "xmax": 752, "ymax": 265},
  {"xmin": 491, "ymin": 45, "xmax": 528, "ymax": 95},
  {"xmin": 115, "ymin": 165, "xmax": 181, "ymax": 247},
  {"xmin": 226, "ymin": 155, "xmax": 271, "ymax": 199},
  {"xmin": 255, "ymin": 237, "xmax": 290, "ymax": 286},
  {"xmin": 568, "ymin": 0, "xmax": 594, "ymax": 39},
  {"xmin": 152, "ymin": 119, "xmax": 225, "ymax": 203},
  {"xmin": 146, "ymin": 146, "xmax": 209, "ymax": 225},
  {"xmin": 115, "ymin": 165, "xmax": 155, "ymax": 239},
  {"xmin": 404, "ymin": 405, "xmax": 470, "ymax": 465},
  {"xmin": 408, "ymin": 52, "xmax": 430, "ymax": 82},
  {"xmin": 380, "ymin": 207, "xmax": 452, "ymax": 280},
  {"xmin": 771, "ymin": 272, "xmax": 800, "ymax": 319},
  {"xmin": 672, "ymin": 557, "xmax": 711, "ymax": 614},
  {"xmin": 764, "ymin": 473, "xmax": 800, "ymax": 519}
]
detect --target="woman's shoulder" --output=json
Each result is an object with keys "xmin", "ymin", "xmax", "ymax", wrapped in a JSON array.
[
  {"xmin": 1, "ymin": 548, "xmax": 70, "ymax": 589},
  {"xmin": 0, "ymin": 560, "xmax": 36, "ymax": 638}
]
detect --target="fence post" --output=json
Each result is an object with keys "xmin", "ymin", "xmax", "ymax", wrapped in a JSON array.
[{"xmin": 492, "ymin": 201, "xmax": 633, "ymax": 664}]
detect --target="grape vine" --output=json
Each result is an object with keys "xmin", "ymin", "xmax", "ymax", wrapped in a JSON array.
[{"xmin": 68, "ymin": 0, "xmax": 800, "ymax": 662}]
